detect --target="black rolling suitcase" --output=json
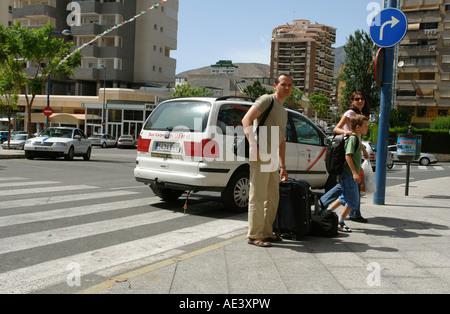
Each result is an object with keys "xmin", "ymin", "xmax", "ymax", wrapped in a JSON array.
[{"xmin": 273, "ymin": 178, "xmax": 313, "ymax": 240}]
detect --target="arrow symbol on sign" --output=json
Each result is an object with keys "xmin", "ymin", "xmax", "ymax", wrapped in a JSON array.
[{"xmin": 379, "ymin": 16, "xmax": 400, "ymax": 41}]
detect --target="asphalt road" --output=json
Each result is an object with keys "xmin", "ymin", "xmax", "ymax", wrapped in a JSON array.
[{"xmin": 0, "ymin": 147, "xmax": 448, "ymax": 293}]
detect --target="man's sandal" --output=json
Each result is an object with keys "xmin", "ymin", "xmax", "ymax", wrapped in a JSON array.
[
  {"xmin": 247, "ymin": 238, "xmax": 272, "ymax": 247},
  {"xmin": 264, "ymin": 234, "xmax": 283, "ymax": 242}
]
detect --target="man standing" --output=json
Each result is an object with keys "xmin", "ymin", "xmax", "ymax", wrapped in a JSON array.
[{"xmin": 242, "ymin": 74, "xmax": 293, "ymax": 247}]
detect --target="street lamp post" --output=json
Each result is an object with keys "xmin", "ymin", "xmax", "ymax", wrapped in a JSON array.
[
  {"xmin": 97, "ymin": 65, "xmax": 107, "ymax": 134},
  {"xmin": 46, "ymin": 29, "xmax": 72, "ymax": 129}
]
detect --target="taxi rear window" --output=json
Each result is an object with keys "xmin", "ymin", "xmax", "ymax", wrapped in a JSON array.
[{"xmin": 143, "ymin": 101, "xmax": 211, "ymax": 132}]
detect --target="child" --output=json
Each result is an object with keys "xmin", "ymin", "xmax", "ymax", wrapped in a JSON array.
[{"xmin": 327, "ymin": 114, "xmax": 369, "ymax": 232}]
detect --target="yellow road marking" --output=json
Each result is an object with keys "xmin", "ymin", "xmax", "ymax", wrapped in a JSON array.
[{"xmin": 77, "ymin": 234, "xmax": 247, "ymax": 294}]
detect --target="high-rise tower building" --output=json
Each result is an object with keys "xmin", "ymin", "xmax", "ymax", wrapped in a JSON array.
[{"xmin": 270, "ymin": 19, "xmax": 336, "ymax": 98}]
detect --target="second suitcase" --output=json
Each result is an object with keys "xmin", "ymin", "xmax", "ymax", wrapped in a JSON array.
[{"xmin": 273, "ymin": 179, "xmax": 313, "ymax": 240}]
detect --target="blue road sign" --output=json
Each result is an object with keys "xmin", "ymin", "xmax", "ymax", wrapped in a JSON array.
[{"xmin": 370, "ymin": 8, "xmax": 408, "ymax": 48}]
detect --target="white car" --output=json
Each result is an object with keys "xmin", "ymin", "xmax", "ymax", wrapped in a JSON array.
[
  {"xmin": 134, "ymin": 96, "xmax": 333, "ymax": 212},
  {"xmin": 388, "ymin": 145, "xmax": 438, "ymax": 166},
  {"xmin": 118, "ymin": 135, "xmax": 136, "ymax": 148},
  {"xmin": 88, "ymin": 134, "xmax": 117, "ymax": 148},
  {"xmin": 24, "ymin": 127, "xmax": 92, "ymax": 161},
  {"xmin": 362, "ymin": 141, "xmax": 394, "ymax": 169},
  {"xmin": 1, "ymin": 134, "xmax": 29, "ymax": 150}
]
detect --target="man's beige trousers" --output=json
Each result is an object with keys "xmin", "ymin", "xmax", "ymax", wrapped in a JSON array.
[{"xmin": 248, "ymin": 160, "xmax": 279, "ymax": 239}]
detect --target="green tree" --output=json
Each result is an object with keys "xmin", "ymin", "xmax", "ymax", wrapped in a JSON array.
[
  {"xmin": 310, "ymin": 93, "xmax": 330, "ymax": 118},
  {"xmin": 0, "ymin": 64, "xmax": 20, "ymax": 149},
  {"xmin": 389, "ymin": 108, "xmax": 412, "ymax": 128},
  {"xmin": 339, "ymin": 29, "xmax": 380, "ymax": 112},
  {"xmin": 0, "ymin": 23, "xmax": 81, "ymax": 136},
  {"xmin": 170, "ymin": 83, "xmax": 214, "ymax": 98},
  {"xmin": 243, "ymin": 81, "xmax": 273, "ymax": 99},
  {"xmin": 285, "ymin": 87, "xmax": 304, "ymax": 109}
]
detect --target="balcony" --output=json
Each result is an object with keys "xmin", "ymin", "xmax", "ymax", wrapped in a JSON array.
[
  {"xmin": 81, "ymin": 45, "xmax": 125, "ymax": 59},
  {"xmin": 73, "ymin": 67, "xmax": 131, "ymax": 82},
  {"xmin": 13, "ymin": 3, "xmax": 58, "ymax": 19}
]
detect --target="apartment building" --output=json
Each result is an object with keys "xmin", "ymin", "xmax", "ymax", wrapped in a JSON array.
[
  {"xmin": 11, "ymin": 0, "xmax": 179, "ymax": 96},
  {"xmin": 4, "ymin": 0, "xmax": 178, "ymax": 138},
  {"xmin": 397, "ymin": 0, "xmax": 450, "ymax": 126},
  {"xmin": 270, "ymin": 19, "xmax": 336, "ymax": 99},
  {"xmin": 0, "ymin": 1, "xmax": 13, "ymax": 27}
]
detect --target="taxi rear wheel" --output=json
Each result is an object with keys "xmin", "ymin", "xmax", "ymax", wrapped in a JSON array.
[{"xmin": 222, "ymin": 170, "xmax": 250, "ymax": 212}]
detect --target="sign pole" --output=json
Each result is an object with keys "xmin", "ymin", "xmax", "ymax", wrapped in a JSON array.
[{"xmin": 373, "ymin": 0, "xmax": 398, "ymax": 205}]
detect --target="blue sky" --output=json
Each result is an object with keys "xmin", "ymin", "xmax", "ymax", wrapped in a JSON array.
[{"xmin": 172, "ymin": 0, "xmax": 384, "ymax": 74}]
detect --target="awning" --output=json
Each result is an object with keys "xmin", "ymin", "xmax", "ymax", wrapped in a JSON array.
[{"xmin": 30, "ymin": 113, "xmax": 101, "ymax": 125}]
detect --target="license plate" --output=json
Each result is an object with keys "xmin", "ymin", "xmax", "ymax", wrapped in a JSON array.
[
  {"xmin": 34, "ymin": 146, "xmax": 49, "ymax": 151},
  {"xmin": 155, "ymin": 142, "xmax": 181, "ymax": 153}
]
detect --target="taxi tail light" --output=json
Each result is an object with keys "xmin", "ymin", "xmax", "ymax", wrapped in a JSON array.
[
  {"xmin": 137, "ymin": 136, "xmax": 151, "ymax": 152},
  {"xmin": 184, "ymin": 139, "xmax": 219, "ymax": 158}
]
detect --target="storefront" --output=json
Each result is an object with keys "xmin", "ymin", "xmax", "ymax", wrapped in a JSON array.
[
  {"xmin": 16, "ymin": 88, "xmax": 171, "ymax": 138},
  {"xmin": 83, "ymin": 101, "xmax": 158, "ymax": 140}
]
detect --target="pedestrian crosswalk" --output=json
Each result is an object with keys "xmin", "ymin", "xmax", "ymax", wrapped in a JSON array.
[
  {"xmin": 390, "ymin": 164, "xmax": 449, "ymax": 171},
  {"xmin": 0, "ymin": 177, "xmax": 247, "ymax": 294}
]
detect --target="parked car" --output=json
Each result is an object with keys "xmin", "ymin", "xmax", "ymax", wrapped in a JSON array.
[
  {"xmin": 326, "ymin": 125, "xmax": 335, "ymax": 136},
  {"xmin": 134, "ymin": 96, "xmax": 334, "ymax": 212},
  {"xmin": 362, "ymin": 141, "xmax": 394, "ymax": 170},
  {"xmin": 1, "ymin": 134, "xmax": 30, "ymax": 150},
  {"xmin": 88, "ymin": 134, "xmax": 117, "ymax": 148},
  {"xmin": 388, "ymin": 145, "xmax": 438, "ymax": 166},
  {"xmin": 24, "ymin": 127, "xmax": 91, "ymax": 161},
  {"xmin": 118, "ymin": 135, "xmax": 136, "ymax": 148},
  {"xmin": 0, "ymin": 131, "xmax": 8, "ymax": 144}
]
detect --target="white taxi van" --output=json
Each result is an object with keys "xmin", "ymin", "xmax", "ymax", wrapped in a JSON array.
[{"xmin": 134, "ymin": 97, "xmax": 331, "ymax": 212}]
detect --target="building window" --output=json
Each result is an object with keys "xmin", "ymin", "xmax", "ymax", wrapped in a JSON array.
[
  {"xmin": 417, "ymin": 108, "xmax": 427, "ymax": 117},
  {"xmin": 442, "ymin": 56, "xmax": 450, "ymax": 64},
  {"xmin": 124, "ymin": 110, "xmax": 144, "ymax": 121},
  {"xmin": 420, "ymin": 22, "xmax": 438, "ymax": 29},
  {"xmin": 419, "ymin": 73, "xmax": 435, "ymax": 80},
  {"xmin": 438, "ymin": 110, "xmax": 448, "ymax": 116},
  {"xmin": 397, "ymin": 90, "xmax": 415, "ymax": 97}
]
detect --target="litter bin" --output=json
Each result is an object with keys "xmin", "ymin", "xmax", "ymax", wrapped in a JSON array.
[{"xmin": 397, "ymin": 132, "xmax": 422, "ymax": 162}]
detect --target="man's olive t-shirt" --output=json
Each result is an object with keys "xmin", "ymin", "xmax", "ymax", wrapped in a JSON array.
[{"xmin": 253, "ymin": 94, "xmax": 287, "ymax": 154}]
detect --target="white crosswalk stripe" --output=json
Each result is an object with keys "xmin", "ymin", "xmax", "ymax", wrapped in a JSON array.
[
  {"xmin": 391, "ymin": 164, "xmax": 448, "ymax": 171},
  {"xmin": 1, "ymin": 185, "xmax": 98, "ymax": 197},
  {"xmin": 0, "ymin": 190, "xmax": 140, "ymax": 210},
  {"xmin": 0, "ymin": 181, "xmax": 60, "ymax": 188},
  {"xmin": 0, "ymin": 177, "xmax": 246, "ymax": 294},
  {"xmin": 0, "ymin": 195, "xmax": 155, "ymax": 227}
]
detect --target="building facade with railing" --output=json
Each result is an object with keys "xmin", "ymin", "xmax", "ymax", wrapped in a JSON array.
[{"xmin": 396, "ymin": 0, "xmax": 450, "ymax": 126}]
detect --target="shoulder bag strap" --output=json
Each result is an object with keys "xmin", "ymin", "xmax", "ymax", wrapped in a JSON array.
[{"xmin": 255, "ymin": 98, "xmax": 274, "ymax": 136}]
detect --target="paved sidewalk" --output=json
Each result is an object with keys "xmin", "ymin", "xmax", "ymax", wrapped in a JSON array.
[
  {"xmin": 78, "ymin": 176, "xmax": 450, "ymax": 295},
  {"xmin": 0, "ymin": 149, "xmax": 24, "ymax": 159}
]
